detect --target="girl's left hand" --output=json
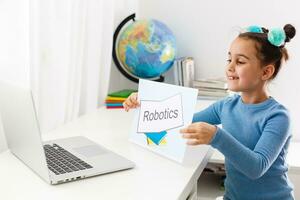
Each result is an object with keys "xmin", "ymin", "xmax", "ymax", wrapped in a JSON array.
[{"xmin": 180, "ymin": 122, "xmax": 217, "ymax": 145}]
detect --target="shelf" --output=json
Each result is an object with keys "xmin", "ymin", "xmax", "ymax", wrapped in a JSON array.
[{"xmin": 197, "ymin": 172, "xmax": 225, "ymax": 200}]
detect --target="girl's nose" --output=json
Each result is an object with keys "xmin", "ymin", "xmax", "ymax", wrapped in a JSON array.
[{"xmin": 227, "ymin": 62, "xmax": 235, "ymax": 72}]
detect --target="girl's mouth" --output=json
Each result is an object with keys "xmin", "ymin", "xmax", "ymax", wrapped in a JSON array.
[{"xmin": 228, "ymin": 76, "xmax": 239, "ymax": 80}]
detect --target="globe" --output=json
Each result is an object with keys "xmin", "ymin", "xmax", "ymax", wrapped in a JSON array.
[{"xmin": 115, "ymin": 17, "xmax": 177, "ymax": 81}]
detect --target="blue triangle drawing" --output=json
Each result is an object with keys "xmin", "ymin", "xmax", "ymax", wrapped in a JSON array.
[{"xmin": 145, "ymin": 131, "xmax": 167, "ymax": 145}]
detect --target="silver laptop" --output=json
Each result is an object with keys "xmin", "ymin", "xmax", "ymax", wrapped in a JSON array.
[{"xmin": 0, "ymin": 81, "xmax": 135, "ymax": 185}]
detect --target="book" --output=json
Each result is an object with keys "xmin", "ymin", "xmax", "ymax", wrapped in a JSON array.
[
  {"xmin": 105, "ymin": 100, "xmax": 125, "ymax": 103},
  {"xmin": 193, "ymin": 86, "xmax": 228, "ymax": 93},
  {"xmin": 181, "ymin": 57, "xmax": 195, "ymax": 87},
  {"xmin": 193, "ymin": 78, "xmax": 227, "ymax": 89},
  {"xmin": 106, "ymin": 106, "xmax": 124, "ymax": 109},
  {"xmin": 173, "ymin": 60, "xmax": 179, "ymax": 85},
  {"xmin": 173, "ymin": 57, "xmax": 195, "ymax": 87},
  {"xmin": 105, "ymin": 103, "xmax": 124, "ymax": 107},
  {"xmin": 197, "ymin": 95, "xmax": 225, "ymax": 100},
  {"xmin": 173, "ymin": 58, "xmax": 183, "ymax": 86},
  {"xmin": 105, "ymin": 96, "xmax": 127, "ymax": 101},
  {"xmin": 108, "ymin": 89, "xmax": 137, "ymax": 98},
  {"xmin": 198, "ymin": 90, "xmax": 229, "ymax": 97},
  {"xmin": 105, "ymin": 89, "xmax": 137, "ymax": 109}
]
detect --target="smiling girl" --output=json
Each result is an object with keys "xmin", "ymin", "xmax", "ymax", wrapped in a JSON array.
[
  {"xmin": 180, "ymin": 24, "xmax": 296, "ymax": 200},
  {"xmin": 123, "ymin": 24, "xmax": 296, "ymax": 200}
]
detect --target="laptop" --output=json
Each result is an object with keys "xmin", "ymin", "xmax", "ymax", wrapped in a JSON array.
[{"xmin": 0, "ymin": 81, "xmax": 135, "ymax": 184}]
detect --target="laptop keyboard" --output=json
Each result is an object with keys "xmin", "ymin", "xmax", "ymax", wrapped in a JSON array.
[{"xmin": 44, "ymin": 143, "xmax": 93, "ymax": 175}]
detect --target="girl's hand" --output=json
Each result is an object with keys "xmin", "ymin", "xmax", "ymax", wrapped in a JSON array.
[
  {"xmin": 123, "ymin": 92, "xmax": 140, "ymax": 112},
  {"xmin": 180, "ymin": 122, "xmax": 217, "ymax": 145}
]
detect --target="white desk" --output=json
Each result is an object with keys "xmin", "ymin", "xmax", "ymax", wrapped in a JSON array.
[{"xmin": 0, "ymin": 100, "xmax": 215, "ymax": 200}]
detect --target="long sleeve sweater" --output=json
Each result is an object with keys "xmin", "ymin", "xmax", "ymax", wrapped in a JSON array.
[{"xmin": 193, "ymin": 94, "xmax": 294, "ymax": 200}]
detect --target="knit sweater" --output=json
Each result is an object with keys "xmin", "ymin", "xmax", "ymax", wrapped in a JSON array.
[{"xmin": 193, "ymin": 94, "xmax": 294, "ymax": 200}]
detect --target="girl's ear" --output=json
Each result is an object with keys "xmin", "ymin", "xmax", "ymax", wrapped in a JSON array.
[{"xmin": 261, "ymin": 64, "xmax": 275, "ymax": 81}]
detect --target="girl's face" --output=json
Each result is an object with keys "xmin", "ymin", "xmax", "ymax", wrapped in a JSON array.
[{"xmin": 226, "ymin": 37, "xmax": 265, "ymax": 93}]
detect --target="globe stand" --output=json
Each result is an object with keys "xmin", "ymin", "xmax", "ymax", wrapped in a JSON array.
[{"xmin": 112, "ymin": 13, "xmax": 165, "ymax": 83}]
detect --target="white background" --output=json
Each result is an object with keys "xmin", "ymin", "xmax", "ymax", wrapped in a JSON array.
[
  {"xmin": 1, "ymin": 0, "xmax": 300, "ymax": 153},
  {"xmin": 134, "ymin": 0, "xmax": 300, "ymax": 141},
  {"xmin": 108, "ymin": 0, "xmax": 300, "ymax": 141},
  {"xmin": 0, "ymin": 0, "xmax": 30, "ymax": 152},
  {"xmin": 0, "ymin": 0, "xmax": 139, "ymax": 152}
]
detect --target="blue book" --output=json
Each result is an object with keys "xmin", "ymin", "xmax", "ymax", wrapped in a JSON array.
[{"xmin": 106, "ymin": 103, "xmax": 123, "ymax": 107}]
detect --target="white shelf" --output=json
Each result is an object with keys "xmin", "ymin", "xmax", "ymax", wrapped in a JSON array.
[
  {"xmin": 287, "ymin": 142, "xmax": 300, "ymax": 174},
  {"xmin": 208, "ymin": 148, "xmax": 225, "ymax": 164},
  {"xmin": 197, "ymin": 173, "xmax": 224, "ymax": 200}
]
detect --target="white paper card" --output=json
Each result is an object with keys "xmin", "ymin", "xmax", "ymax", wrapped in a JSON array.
[
  {"xmin": 137, "ymin": 94, "xmax": 183, "ymax": 133},
  {"xmin": 130, "ymin": 79, "xmax": 198, "ymax": 163}
]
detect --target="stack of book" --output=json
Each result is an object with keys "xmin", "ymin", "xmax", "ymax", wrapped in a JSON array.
[
  {"xmin": 105, "ymin": 89, "xmax": 137, "ymax": 109},
  {"xmin": 193, "ymin": 78, "xmax": 229, "ymax": 99},
  {"xmin": 173, "ymin": 57, "xmax": 195, "ymax": 87}
]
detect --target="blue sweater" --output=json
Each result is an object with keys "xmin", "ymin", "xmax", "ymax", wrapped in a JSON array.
[{"xmin": 193, "ymin": 95, "xmax": 294, "ymax": 200}]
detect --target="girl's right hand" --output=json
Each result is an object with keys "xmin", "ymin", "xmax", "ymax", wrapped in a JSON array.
[{"xmin": 123, "ymin": 92, "xmax": 140, "ymax": 112}]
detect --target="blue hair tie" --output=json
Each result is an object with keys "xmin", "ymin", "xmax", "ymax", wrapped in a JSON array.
[
  {"xmin": 246, "ymin": 25, "xmax": 286, "ymax": 47},
  {"xmin": 246, "ymin": 25, "xmax": 263, "ymax": 33},
  {"xmin": 267, "ymin": 28, "xmax": 286, "ymax": 47}
]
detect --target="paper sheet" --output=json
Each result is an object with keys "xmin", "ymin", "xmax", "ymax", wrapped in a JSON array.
[{"xmin": 129, "ymin": 79, "xmax": 198, "ymax": 163}]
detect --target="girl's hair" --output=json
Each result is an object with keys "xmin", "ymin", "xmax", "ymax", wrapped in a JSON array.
[{"xmin": 238, "ymin": 24, "xmax": 296, "ymax": 79}]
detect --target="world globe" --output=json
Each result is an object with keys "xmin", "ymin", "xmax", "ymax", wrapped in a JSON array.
[{"xmin": 113, "ymin": 14, "xmax": 177, "ymax": 83}]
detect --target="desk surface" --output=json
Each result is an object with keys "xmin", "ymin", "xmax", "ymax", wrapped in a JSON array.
[{"xmin": 0, "ymin": 100, "xmax": 215, "ymax": 200}]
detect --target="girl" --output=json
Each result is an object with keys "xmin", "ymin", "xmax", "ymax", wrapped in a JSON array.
[{"xmin": 123, "ymin": 24, "xmax": 296, "ymax": 200}]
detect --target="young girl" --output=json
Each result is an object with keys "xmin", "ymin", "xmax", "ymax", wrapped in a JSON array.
[{"xmin": 123, "ymin": 24, "xmax": 296, "ymax": 200}]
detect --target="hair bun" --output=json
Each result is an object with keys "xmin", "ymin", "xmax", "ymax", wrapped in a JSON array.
[{"xmin": 284, "ymin": 24, "xmax": 296, "ymax": 42}]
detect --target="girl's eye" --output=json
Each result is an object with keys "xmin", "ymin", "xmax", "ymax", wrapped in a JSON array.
[
  {"xmin": 227, "ymin": 59, "xmax": 231, "ymax": 63},
  {"xmin": 237, "ymin": 61, "xmax": 245, "ymax": 65}
]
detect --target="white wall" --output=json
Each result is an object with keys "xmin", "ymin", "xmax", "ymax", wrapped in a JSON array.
[
  {"xmin": 0, "ymin": 0, "xmax": 30, "ymax": 152},
  {"xmin": 137, "ymin": 0, "xmax": 300, "ymax": 141},
  {"xmin": 1, "ymin": 0, "xmax": 299, "ymax": 151},
  {"xmin": 0, "ymin": 0, "xmax": 140, "ymax": 152}
]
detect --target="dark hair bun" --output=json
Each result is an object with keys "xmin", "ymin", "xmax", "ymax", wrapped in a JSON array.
[{"xmin": 284, "ymin": 24, "xmax": 296, "ymax": 42}]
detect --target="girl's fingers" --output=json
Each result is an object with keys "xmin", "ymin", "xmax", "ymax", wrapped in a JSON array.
[
  {"xmin": 180, "ymin": 127, "xmax": 197, "ymax": 134},
  {"xmin": 186, "ymin": 139, "xmax": 202, "ymax": 145},
  {"xmin": 122, "ymin": 93, "xmax": 140, "ymax": 111},
  {"xmin": 129, "ymin": 97, "xmax": 139, "ymax": 107},
  {"xmin": 132, "ymin": 93, "xmax": 140, "ymax": 105},
  {"xmin": 181, "ymin": 133, "xmax": 198, "ymax": 139},
  {"xmin": 123, "ymin": 101, "xmax": 128, "ymax": 108},
  {"xmin": 123, "ymin": 98, "xmax": 139, "ymax": 112},
  {"xmin": 133, "ymin": 94, "xmax": 137, "ymax": 101},
  {"xmin": 129, "ymin": 99, "xmax": 136, "ymax": 107},
  {"xmin": 134, "ymin": 100, "xmax": 140, "ymax": 107},
  {"xmin": 128, "ymin": 97, "xmax": 135, "ymax": 104},
  {"xmin": 123, "ymin": 101, "xmax": 130, "ymax": 111}
]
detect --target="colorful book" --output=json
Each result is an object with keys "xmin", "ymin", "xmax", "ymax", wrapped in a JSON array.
[
  {"xmin": 106, "ymin": 103, "xmax": 124, "ymax": 107},
  {"xmin": 105, "ymin": 96, "xmax": 127, "ymax": 101},
  {"xmin": 108, "ymin": 89, "xmax": 137, "ymax": 98},
  {"xmin": 105, "ymin": 100, "xmax": 125, "ymax": 103},
  {"xmin": 105, "ymin": 89, "xmax": 137, "ymax": 109},
  {"xmin": 106, "ymin": 106, "xmax": 124, "ymax": 109}
]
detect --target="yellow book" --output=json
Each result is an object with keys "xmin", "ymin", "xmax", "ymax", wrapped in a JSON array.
[{"xmin": 106, "ymin": 96, "xmax": 127, "ymax": 101}]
